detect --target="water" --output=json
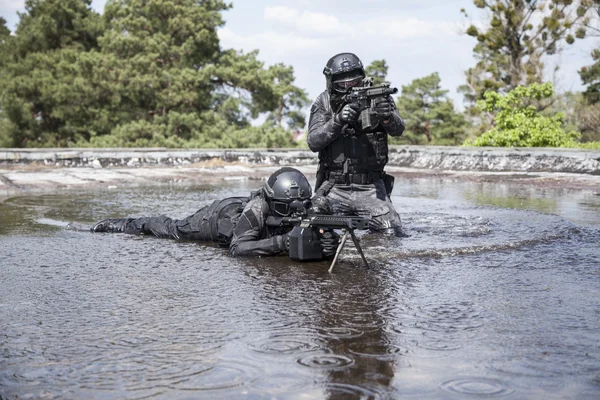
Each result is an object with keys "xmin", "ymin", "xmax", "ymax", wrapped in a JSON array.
[{"xmin": 1, "ymin": 176, "xmax": 599, "ymax": 399}]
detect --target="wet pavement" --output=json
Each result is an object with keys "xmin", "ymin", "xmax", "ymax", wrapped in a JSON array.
[{"xmin": 1, "ymin": 171, "xmax": 599, "ymax": 399}]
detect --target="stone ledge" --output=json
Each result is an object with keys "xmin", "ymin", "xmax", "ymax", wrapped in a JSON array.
[{"xmin": 1, "ymin": 146, "xmax": 599, "ymax": 175}]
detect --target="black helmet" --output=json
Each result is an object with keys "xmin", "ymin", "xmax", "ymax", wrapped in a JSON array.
[
  {"xmin": 323, "ymin": 52, "xmax": 365, "ymax": 95},
  {"xmin": 264, "ymin": 167, "xmax": 312, "ymax": 217}
]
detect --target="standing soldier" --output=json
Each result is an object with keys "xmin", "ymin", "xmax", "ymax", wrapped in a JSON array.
[{"xmin": 307, "ymin": 52, "xmax": 405, "ymax": 236}]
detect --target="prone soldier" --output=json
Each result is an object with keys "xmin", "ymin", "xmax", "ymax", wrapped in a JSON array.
[{"xmin": 89, "ymin": 167, "xmax": 340, "ymax": 260}]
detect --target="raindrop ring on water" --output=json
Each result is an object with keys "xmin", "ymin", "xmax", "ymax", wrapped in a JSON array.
[
  {"xmin": 440, "ymin": 377, "xmax": 514, "ymax": 397},
  {"xmin": 297, "ymin": 354, "xmax": 354, "ymax": 370}
]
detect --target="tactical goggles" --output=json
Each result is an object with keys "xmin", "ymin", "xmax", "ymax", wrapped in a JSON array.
[
  {"xmin": 272, "ymin": 200, "xmax": 293, "ymax": 217},
  {"xmin": 271, "ymin": 199, "xmax": 311, "ymax": 217},
  {"xmin": 333, "ymin": 76, "xmax": 363, "ymax": 93}
]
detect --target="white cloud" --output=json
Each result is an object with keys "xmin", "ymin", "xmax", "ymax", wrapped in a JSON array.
[
  {"xmin": 218, "ymin": 27, "xmax": 328, "ymax": 56},
  {"xmin": 358, "ymin": 17, "xmax": 459, "ymax": 40},
  {"xmin": 264, "ymin": 6, "xmax": 349, "ymax": 37},
  {"xmin": 263, "ymin": 6, "xmax": 461, "ymax": 41}
]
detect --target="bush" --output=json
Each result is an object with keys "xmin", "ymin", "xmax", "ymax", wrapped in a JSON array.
[{"xmin": 465, "ymin": 82, "xmax": 582, "ymax": 147}]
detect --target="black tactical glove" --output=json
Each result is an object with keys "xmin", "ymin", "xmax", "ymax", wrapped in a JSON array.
[
  {"xmin": 278, "ymin": 232, "xmax": 291, "ymax": 252},
  {"xmin": 373, "ymin": 97, "xmax": 394, "ymax": 120},
  {"xmin": 309, "ymin": 195, "xmax": 332, "ymax": 215},
  {"xmin": 335, "ymin": 103, "xmax": 360, "ymax": 125},
  {"xmin": 319, "ymin": 230, "xmax": 340, "ymax": 259}
]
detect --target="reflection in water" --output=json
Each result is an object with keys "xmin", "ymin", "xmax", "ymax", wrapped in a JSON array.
[
  {"xmin": 239, "ymin": 255, "xmax": 402, "ymax": 399},
  {"xmin": 0, "ymin": 177, "xmax": 599, "ymax": 399},
  {"xmin": 464, "ymin": 189, "xmax": 558, "ymax": 213}
]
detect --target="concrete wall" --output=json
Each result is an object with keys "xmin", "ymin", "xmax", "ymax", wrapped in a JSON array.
[{"xmin": 1, "ymin": 146, "xmax": 599, "ymax": 175}]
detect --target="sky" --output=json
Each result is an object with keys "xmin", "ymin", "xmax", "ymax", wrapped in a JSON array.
[{"xmin": 1, "ymin": 0, "xmax": 599, "ymax": 108}]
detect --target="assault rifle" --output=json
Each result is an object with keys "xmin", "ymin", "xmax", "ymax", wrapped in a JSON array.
[
  {"xmin": 266, "ymin": 200, "xmax": 370, "ymax": 272},
  {"xmin": 341, "ymin": 78, "xmax": 398, "ymax": 131}
]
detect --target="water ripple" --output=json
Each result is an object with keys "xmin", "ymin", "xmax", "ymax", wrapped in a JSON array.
[
  {"xmin": 249, "ymin": 333, "xmax": 323, "ymax": 355},
  {"xmin": 347, "ymin": 342, "xmax": 408, "ymax": 361},
  {"xmin": 440, "ymin": 377, "xmax": 514, "ymax": 397},
  {"xmin": 317, "ymin": 327, "xmax": 365, "ymax": 339},
  {"xmin": 166, "ymin": 360, "xmax": 261, "ymax": 391},
  {"xmin": 297, "ymin": 354, "xmax": 354, "ymax": 370},
  {"xmin": 321, "ymin": 382, "xmax": 384, "ymax": 399}
]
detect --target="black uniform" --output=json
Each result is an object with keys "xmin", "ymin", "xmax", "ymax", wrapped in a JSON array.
[
  {"xmin": 307, "ymin": 90, "xmax": 405, "ymax": 234},
  {"xmin": 91, "ymin": 192, "xmax": 290, "ymax": 257}
]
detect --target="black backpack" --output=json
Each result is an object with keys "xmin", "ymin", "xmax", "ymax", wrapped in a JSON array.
[{"xmin": 209, "ymin": 196, "xmax": 249, "ymax": 247}]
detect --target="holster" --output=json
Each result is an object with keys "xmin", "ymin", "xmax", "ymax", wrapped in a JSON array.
[
  {"xmin": 315, "ymin": 156, "xmax": 326, "ymax": 192},
  {"xmin": 383, "ymin": 172, "xmax": 395, "ymax": 197}
]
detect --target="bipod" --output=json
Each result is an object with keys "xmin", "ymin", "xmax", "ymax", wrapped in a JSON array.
[{"xmin": 328, "ymin": 228, "xmax": 369, "ymax": 273}]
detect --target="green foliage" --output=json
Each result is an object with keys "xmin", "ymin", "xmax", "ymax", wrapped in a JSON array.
[
  {"xmin": 365, "ymin": 59, "xmax": 389, "ymax": 86},
  {"xmin": 264, "ymin": 63, "xmax": 310, "ymax": 129},
  {"xmin": 0, "ymin": 0, "xmax": 306, "ymax": 148},
  {"xmin": 579, "ymin": 47, "xmax": 600, "ymax": 104},
  {"xmin": 0, "ymin": 17, "xmax": 9, "ymax": 49},
  {"xmin": 0, "ymin": 0, "xmax": 104, "ymax": 147},
  {"xmin": 576, "ymin": 102, "xmax": 600, "ymax": 142},
  {"xmin": 541, "ymin": 90, "xmax": 600, "ymax": 143},
  {"xmin": 0, "ymin": 17, "xmax": 10, "ymax": 109},
  {"xmin": 394, "ymin": 73, "xmax": 469, "ymax": 145},
  {"xmin": 0, "ymin": 116, "xmax": 14, "ymax": 147},
  {"xmin": 466, "ymin": 82, "xmax": 582, "ymax": 147},
  {"xmin": 460, "ymin": 0, "xmax": 598, "ymax": 110}
]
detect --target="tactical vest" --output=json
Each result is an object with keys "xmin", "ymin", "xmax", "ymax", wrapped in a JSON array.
[
  {"xmin": 320, "ymin": 127, "xmax": 389, "ymax": 175},
  {"xmin": 318, "ymin": 94, "xmax": 389, "ymax": 175}
]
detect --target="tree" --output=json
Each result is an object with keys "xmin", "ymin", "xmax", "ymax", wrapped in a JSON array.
[
  {"xmin": 0, "ymin": 0, "xmax": 103, "ymax": 147},
  {"xmin": 579, "ymin": 47, "xmax": 600, "ymax": 103},
  {"xmin": 577, "ymin": 103, "xmax": 600, "ymax": 142},
  {"xmin": 394, "ymin": 73, "xmax": 469, "ymax": 145},
  {"xmin": 0, "ymin": 0, "xmax": 307, "ymax": 148},
  {"xmin": 265, "ymin": 63, "xmax": 309, "ymax": 130},
  {"xmin": 460, "ymin": 0, "xmax": 598, "ymax": 108},
  {"xmin": 578, "ymin": 0, "xmax": 600, "ymax": 36},
  {"xmin": 577, "ymin": 0, "xmax": 600, "ymax": 142},
  {"xmin": 0, "ymin": 17, "xmax": 9, "ymax": 48},
  {"xmin": 577, "ymin": 47, "xmax": 600, "ymax": 141},
  {"xmin": 0, "ymin": 17, "xmax": 11, "ymax": 146},
  {"xmin": 89, "ymin": 0, "xmax": 305, "ymax": 147},
  {"xmin": 0, "ymin": 16, "xmax": 10, "ymax": 105},
  {"xmin": 365, "ymin": 59, "xmax": 389, "ymax": 85},
  {"xmin": 466, "ymin": 82, "xmax": 581, "ymax": 147}
]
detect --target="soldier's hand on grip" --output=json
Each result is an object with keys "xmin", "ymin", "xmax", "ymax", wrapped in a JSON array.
[
  {"xmin": 373, "ymin": 97, "xmax": 393, "ymax": 120},
  {"xmin": 278, "ymin": 233, "xmax": 291, "ymax": 252},
  {"xmin": 319, "ymin": 230, "xmax": 340, "ymax": 259},
  {"xmin": 335, "ymin": 103, "xmax": 360, "ymax": 124}
]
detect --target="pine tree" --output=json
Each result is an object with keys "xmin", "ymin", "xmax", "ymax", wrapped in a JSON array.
[
  {"xmin": 0, "ymin": 0, "xmax": 103, "ymax": 147},
  {"xmin": 365, "ymin": 59, "xmax": 389, "ymax": 85},
  {"xmin": 460, "ymin": 0, "xmax": 597, "ymax": 109},
  {"xmin": 92, "ymin": 0, "xmax": 304, "ymax": 147},
  {"xmin": 265, "ymin": 63, "xmax": 309, "ymax": 130},
  {"xmin": 579, "ymin": 48, "xmax": 600, "ymax": 103},
  {"xmin": 0, "ymin": 0, "xmax": 307, "ymax": 148},
  {"xmin": 395, "ymin": 73, "xmax": 469, "ymax": 145}
]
